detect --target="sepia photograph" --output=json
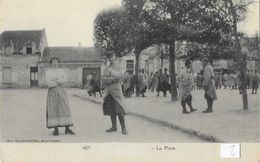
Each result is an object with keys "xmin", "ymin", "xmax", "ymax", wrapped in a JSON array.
[{"xmin": 0, "ymin": 0, "xmax": 259, "ymax": 160}]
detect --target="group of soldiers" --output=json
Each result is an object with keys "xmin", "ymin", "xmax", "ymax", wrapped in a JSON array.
[
  {"xmin": 211, "ymin": 69, "xmax": 259, "ymax": 94},
  {"xmin": 121, "ymin": 68, "xmax": 171, "ymax": 98},
  {"xmin": 192, "ymin": 69, "xmax": 260, "ymax": 95},
  {"xmin": 84, "ymin": 67, "xmax": 259, "ymax": 99}
]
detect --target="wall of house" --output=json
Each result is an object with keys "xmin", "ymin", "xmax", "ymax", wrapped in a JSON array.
[
  {"xmin": 38, "ymin": 62, "xmax": 103, "ymax": 88},
  {"xmin": 120, "ymin": 54, "xmax": 150, "ymax": 74},
  {"xmin": 0, "ymin": 55, "xmax": 39, "ymax": 88},
  {"xmin": 120, "ymin": 54, "xmax": 186, "ymax": 75}
]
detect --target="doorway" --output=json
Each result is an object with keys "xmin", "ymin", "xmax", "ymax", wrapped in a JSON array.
[
  {"xmin": 30, "ymin": 67, "xmax": 38, "ymax": 87},
  {"xmin": 82, "ymin": 68, "xmax": 100, "ymax": 88}
]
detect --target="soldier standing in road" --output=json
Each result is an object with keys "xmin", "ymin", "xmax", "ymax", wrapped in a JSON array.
[
  {"xmin": 129, "ymin": 71, "xmax": 135, "ymax": 97},
  {"xmin": 122, "ymin": 71, "xmax": 131, "ymax": 97},
  {"xmin": 217, "ymin": 72, "xmax": 223, "ymax": 89},
  {"xmin": 140, "ymin": 69, "xmax": 148, "ymax": 97},
  {"xmin": 162, "ymin": 68, "xmax": 171, "ymax": 97},
  {"xmin": 156, "ymin": 69, "xmax": 163, "ymax": 96},
  {"xmin": 202, "ymin": 59, "xmax": 217, "ymax": 113},
  {"xmin": 252, "ymin": 70, "xmax": 259, "ymax": 94},
  {"xmin": 179, "ymin": 60, "xmax": 197, "ymax": 114},
  {"xmin": 102, "ymin": 50, "xmax": 127, "ymax": 135},
  {"xmin": 223, "ymin": 73, "xmax": 228, "ymax": 89},
  {"xmin": 84, "ymin": 74, "xmax": 94, "ymax": 96},
  {"xmin": 196, "ymin": 73, "xmax": 202, "ymax": 90}
]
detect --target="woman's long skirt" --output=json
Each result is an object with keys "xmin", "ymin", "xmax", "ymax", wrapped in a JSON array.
[
  {"xmin": 103, "ymin": 94, "xmax": 126, "ymax": 116},
  {"xmin": 46, "ymin": 86, "xmax": 73, "ymax": 128}
]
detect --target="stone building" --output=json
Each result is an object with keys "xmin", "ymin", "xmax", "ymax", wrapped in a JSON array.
[
  {"xmin": 0, "ymin": 29, "xmax": 48, "ymax": 88},
  {"xmin": 120, "ymin": 46, "xmax": 185, "ymax": 75},
  {"xmin": 38, "ymin": 47, "xmax": 103, "ymax": 88}
]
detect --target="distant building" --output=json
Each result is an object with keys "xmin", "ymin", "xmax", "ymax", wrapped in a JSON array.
[
  {"xmin": 120, "ymin": 46, "xmax": 185, "ymax": 75},
  {"xmin": 38, "ymin": 47, "xmax": 103, "ymax": 88},
  {"xmin": 0, "ymin": 29, "xmax": 48, "ymax": 88},
  {"xmin": 119, "ymin": 53, "xmax": 150, "ymax": 74}
]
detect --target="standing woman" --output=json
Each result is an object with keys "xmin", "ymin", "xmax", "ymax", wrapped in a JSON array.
[
  {"xmin": 46, "ymin": 57, "xmax": 75, "ymax": 136},
  {"xmin": 102, "ymin": 50, "xmax": 128, "ymax": 135}
]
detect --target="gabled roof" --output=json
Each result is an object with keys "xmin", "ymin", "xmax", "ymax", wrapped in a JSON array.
[
  {"xmin": 41, "ymin": 47, "xmax": 103, "ymax": 63},
  {"xmin": 0, "ymin": 29, "xmax": 44, "ymax": 53}
]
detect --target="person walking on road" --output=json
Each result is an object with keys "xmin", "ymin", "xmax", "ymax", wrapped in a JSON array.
[
  {"xmin": 102, "ymin": 50, "xmax": 127, "ymax": 135},
  {"xmin": 179, "ymin": 60, "xmax": 197, "ymax": 114},
  {"xmin": 252, "ymin": 70, "xmax": 259, "ymax": 94},
  {"xmin": 45, "ymin": 57, "xmax": 75, "ymax": 136},
  {"xmin": 162, "ymin": 68, "xmax": 171, "ymax": 97},
  {"xmin": 122, "ymin": 71, "xmax": 132, "ymax": 97},
  {"xmin": 202, "ymin": 59, "xmax": 217, "ymax": 113}
]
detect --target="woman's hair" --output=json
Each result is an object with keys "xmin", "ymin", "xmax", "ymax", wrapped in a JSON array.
[{"xmin": 49, "ymin": 57, "xmax": 61, "ymax": 64}]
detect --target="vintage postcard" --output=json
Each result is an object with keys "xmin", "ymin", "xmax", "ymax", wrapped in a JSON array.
[{"xmin": 0, "ymin": 0, "xmax": 259, "ymax": 161}]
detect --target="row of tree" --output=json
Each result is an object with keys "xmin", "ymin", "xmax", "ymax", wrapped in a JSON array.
[{"xmin": 94, "ymin": 0, "xmax": 253, "ymax": 109}]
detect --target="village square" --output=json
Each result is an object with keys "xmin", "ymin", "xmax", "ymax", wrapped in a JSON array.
[{"xmin": 0, "ymin": 0, "xmax": 259, "ymax": 143}]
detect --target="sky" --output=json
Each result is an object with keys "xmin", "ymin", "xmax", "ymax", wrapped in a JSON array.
[{"xmin": 0, "ymin": 0, "xmax": 259, "ymax": 47}]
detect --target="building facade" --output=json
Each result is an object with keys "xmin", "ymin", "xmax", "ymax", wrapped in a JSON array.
[
  {"xmin": 0, "ymin": 29, "xmax": 48, "ymax": 88},
  {"xmin": 120, "ymin": 51, "xmax": 185, "ymax": 75},
  {"xmin": 38, "ymin": 47, "xmax": 103, "ymax": 88}
]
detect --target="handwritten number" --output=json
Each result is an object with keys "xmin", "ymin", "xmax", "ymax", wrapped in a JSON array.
[{"xmin": 228, "ymin": 145, "xmax": 236, "ymax": 157}]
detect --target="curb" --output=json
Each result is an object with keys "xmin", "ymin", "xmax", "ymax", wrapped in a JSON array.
[{"xmin": 74, "ymin": 94, "xmax": 223, "ymax": 143}]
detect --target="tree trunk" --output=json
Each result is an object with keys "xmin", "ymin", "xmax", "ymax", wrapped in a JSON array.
[
  {"xmin": 230, "ymin": 0, "xmax": 248, "ymax": 110},
  {"xmin": 161, "ymin": 57, "xmax": 164, "ymax": 69},
  {"xmin": 256, "ymin": 34, "xmax": 260, "ymax": 71},
  {"xmin": 135, "ymin": 51, "xmax": 140, "ymax": 97},
  {"xmin": 169, "ymin": 41, "xmax": 178, "ymax": 101}
]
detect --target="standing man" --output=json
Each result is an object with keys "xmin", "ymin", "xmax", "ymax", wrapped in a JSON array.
[
  {"xmin": 162, "ymin": 68, "xmax": 171, "ymax": 97},
  {"xmin": 156, "ymin": 69, "xmax": 163, "ymax": 96},
  {"xmin": 148, "ymin": 72, "xmax": 155, "ymax": 92},
  {"xmin": 217, "ymin": 72, "xmax": 223, "ymax": 89},
  {"xmin": 223, "ymin": 73, "xmax": 228, "ymax": 89},
  {"xmin": 122, "ymin": 71, "xmax": 131, "ymax": 97},
  {"xmin": 84, "ymin": 74, "xmax": 94, "ymax": 96},
  {"xmin": 138, "ymin": 69, "xmax": 146, "ymax": 97},
  {"xmin": 252, "ymin": 70, "xmax": 259, "ymax": 94},
  {"xmin": 245, "ymin": 70, "xmax": 250, "ymax": 89},
  {"xmin": 102, "ymin": 50, "xmax": 127, "ymax": 135},
  {"xmin": 249, "ymin": 69, "xmax": 254, "ymax": 89},
  {"xmin": 196, "ymin": 73, "xmax": 202, "ymax": 90},
  {"xmin": 142, "ymin": 69, "xmax": 149, "ymax": 97},
  {"xmin": 129, "ymin": 71, "xmax": 135, "ymax": 97},
  {"xmin": 179, "ymin": 60, "xmax": 197, "ymax": 114},
  {"xmin": 202, "ymin": 59, "xmax": 217, "ymax": 113},
  {"xmin": 233, "ymin": 72, "xmax": 238, "ymax": 89}
]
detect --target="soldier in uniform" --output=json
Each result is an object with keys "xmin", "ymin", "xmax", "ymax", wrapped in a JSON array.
[
  {"xmin": 202, "ymin": 59, "xmax": 217, "ymax": 113},
  {"xmin": 162, "ymin": 68, "xmax": 171, "ymax": 97},
  {"xmin": 252, "ymin": 70, "xmax": 259, "ymax": 94},
  {"xmin": 102, "ymin": 50, "xmax": 127, "ymax": 135},
  {"xmin": 179, "ymin": 60, "xmax": 197, "ymax": 114},
  {"xmin": 156, "ymin": 69, "xmax": 163, "ymax": 96}
]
